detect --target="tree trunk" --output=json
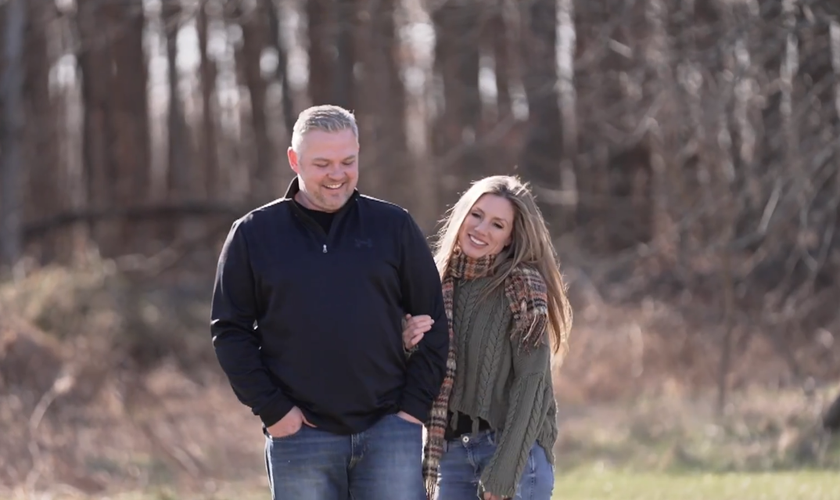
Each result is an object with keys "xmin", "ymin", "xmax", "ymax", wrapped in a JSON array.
[
  {"xmin": 519, "ymin": 0, "xmax": 563, "ymax": 227},
  {"xmin": 489, "ymin": 0, "xmax": 513, "ymax": 120},
  {"xmin": 110, "ymin": 0, "xmax": 151, "ymax": 250},
  {"xmin": 0, "ymin": 0, "xmax": 27, "ymax": 268},
  {"xmin": 23, "ymin": 0, "xmax": 61, "ymax": 263},
  {"xmin": 481, "ymin": 0, "xmax": 519, "ymax": 176},
  {"xmin": 77, "ymin": 0, "xmax": 150, "ymax": 256},
  {"xmin": 573, "ymin": 0, "xmax": 629, "ymax": 252},
  {"xmin": 307, "ymin": 0, "xmax": 333, "ymax": 106},
  {"xmin": 355, "ymin": 0, "xmax": 408, "ymax": 202},
  {"xmin": 239, "ymin": 1, "xmax": 275, "ymax": 202},
  {"xmin": 432, "ymin": 0, "xmax": 483, "ymax": 207},
  {"xmin": 197, "ymin": 0, "xmax": 220, "ymax": 199},
  {"xmin": 333, "ymin": 0, "xmax": 356, "ymax": 109},
  {"xmin": 164, "ymin": 0, "xmax": 190, "ymax": 203},
  {"xmin": 266, "ymin": 0, "xmax": 296, "ymax": 135},
  {"xmin": 76, "ymin": 0, "xmax": 115, "ymax": 250}
]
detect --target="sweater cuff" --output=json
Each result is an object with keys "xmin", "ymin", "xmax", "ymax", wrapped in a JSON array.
[
  {"xmin": 257, "ymin": 393, "xmax": 296, "ymax": 427},
  {"xmin": 399, "ymin": 391, "xmax": 430, "ymax": 423},
  {"xmin": 480, "ymin": 470, "xmax": 519, "ymax": 499}
]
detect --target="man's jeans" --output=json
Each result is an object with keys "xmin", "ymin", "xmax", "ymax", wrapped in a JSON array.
[
  {"xmin": 436, "ymin": 430, "xmax": 554, "ymax": 500},
  {"xmin": 264, "ymin": 413, "xmax": 426, "ymax": 500}
]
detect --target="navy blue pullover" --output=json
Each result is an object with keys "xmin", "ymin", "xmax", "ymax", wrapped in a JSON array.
[{"xmin": 210, "ymin": 178, "xmax": 449, "ymax": 435}]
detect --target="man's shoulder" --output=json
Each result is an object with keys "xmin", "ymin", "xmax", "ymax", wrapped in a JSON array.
[
  {"xmin": 232, "ymin": 198, "xmax": 292, "ymax": 229},
  {"xmin": 356, "ymin": 194, "xmax": 411, "ymax": 222}
]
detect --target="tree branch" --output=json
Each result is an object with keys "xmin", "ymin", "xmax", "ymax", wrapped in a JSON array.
[{"xmin": 23, "ymin": 202, "xmax": 251, "ymax": 240}]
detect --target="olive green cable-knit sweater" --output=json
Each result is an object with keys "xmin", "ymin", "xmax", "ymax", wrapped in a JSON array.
[{"xmin": 448, "ymin": 275, "xmax": 557, "ymax": 498}]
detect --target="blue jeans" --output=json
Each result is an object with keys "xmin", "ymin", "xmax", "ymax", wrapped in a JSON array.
[
  {"xmin": 264, "ymin": 413, "xmax": 425, "ymax": 500},
  {"xmin": 437, "ymin": 431, "xmax": 554, "ymax": 500}
]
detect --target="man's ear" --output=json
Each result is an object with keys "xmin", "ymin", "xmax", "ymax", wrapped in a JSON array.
[{"xmin": 288, "ymin": 147, "xmax": 299, "ymax": 174}]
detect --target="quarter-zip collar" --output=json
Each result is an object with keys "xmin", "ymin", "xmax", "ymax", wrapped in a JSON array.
[{"xmin": 284, "ymin": 176, "xmax": 360, "ymax": 253}]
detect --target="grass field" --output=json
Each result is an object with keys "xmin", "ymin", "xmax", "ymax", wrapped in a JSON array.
[
  {"xmin": 553, "ymin": 468, "xmax": 840, "ymax": 500},
  {"xmin": 4, "ymin": 387, "xmax": 839, "ymax": 500},
  {"xmin": 4, "ymin": 267, "xmax": 840, "ymax": 500},
  {"xmin": 71, "ymin": 468, "xmax": 837, "ymax": 500}
]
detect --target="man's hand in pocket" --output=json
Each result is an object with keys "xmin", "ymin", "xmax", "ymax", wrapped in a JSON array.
[
  {"xmin": 267, "ymin": 406, "xmax": 315, "ymax": 438},
  {"xmin": 396, "ymin": 411, "xmax": 422, "ymax": 425}
]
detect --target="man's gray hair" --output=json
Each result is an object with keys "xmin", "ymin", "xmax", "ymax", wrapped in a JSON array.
[{"xmin": 291, "ymin": 105, "xmax": 359, "ymax": 153}]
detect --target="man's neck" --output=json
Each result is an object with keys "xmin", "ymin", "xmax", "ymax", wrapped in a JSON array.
[{"xmin": 294, "ymin": 191, "xmax": 334, "ymax": 213}]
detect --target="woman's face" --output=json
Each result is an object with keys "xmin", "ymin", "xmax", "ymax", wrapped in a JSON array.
[{"xmin": 457, "ymin": 194, "xmax": 515, "ymax": 259}]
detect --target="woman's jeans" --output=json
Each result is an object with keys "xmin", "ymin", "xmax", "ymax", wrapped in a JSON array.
[{"xmin": 437, "ymin": 430, "xmax": 554, "ymax": 500}]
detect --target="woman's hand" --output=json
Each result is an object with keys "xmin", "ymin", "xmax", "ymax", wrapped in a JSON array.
[{"xmin": 402, "ymin": 314, "xmax": 434, "ymax": 350}]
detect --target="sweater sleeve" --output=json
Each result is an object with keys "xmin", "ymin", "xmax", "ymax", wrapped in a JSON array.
[
  {"xmin": 210, "ymin": 218, "xmax": 296, "ymax": 427},
  {"xmin": 479, "ymin": 340, "xmax": 553, "ymax": 498},
  {"xmin": 396, "ymin": 213, "xmax": 449, "ymax": 423}
]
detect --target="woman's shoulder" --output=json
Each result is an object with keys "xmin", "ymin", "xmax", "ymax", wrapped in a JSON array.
[
  {"xmin": 504, "ymin": 263, "xmax": 550, "ymax": 347},
  {"xmin": 507, "ymin": 263, "xmax": 547, "ymax": 292}
]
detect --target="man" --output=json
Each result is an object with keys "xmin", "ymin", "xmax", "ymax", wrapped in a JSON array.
[{"xmin": 210, "ymin": 104, "xmax": 448, "ymax": 500}]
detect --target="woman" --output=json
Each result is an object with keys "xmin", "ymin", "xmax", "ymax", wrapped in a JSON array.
[{"xmin": 403, "ymin": 175, "xmax": 572, "ymax": 500}]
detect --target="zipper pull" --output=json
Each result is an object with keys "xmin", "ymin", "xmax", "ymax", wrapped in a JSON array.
[{"xmin": 323, "ymin": 244, "xmax": 327, "ymax": 253}]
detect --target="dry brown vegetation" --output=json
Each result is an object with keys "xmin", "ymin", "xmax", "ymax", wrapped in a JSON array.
[
  {"xmin": 2, "ymin": 254, "xmax": 839, "ymax": 497},
  {"xmin": 0, "ymin": 257, "xmax": 259, "ymax": 495},
  {"xmin": 3, "ymin": 0, "xmax": 840, "ymax": 496}
]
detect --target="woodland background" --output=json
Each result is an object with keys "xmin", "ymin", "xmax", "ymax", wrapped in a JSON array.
[{"xmin": 2, "ymin": 0, "xmax": 840, "ymax": 497}]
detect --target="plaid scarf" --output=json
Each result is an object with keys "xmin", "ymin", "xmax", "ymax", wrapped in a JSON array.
[{"xmin": 422, "ymin": 249, "xmax": 549, "ymax": 499}]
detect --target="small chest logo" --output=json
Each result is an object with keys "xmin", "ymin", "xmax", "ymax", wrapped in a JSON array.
[{"xmin": 354, "ymin": 238, "xmax": 373, "ymax": 249}]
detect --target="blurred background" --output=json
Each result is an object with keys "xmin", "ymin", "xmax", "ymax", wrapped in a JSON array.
[{"xmin": 2, "ymin": 0, "xmax": 840, "ymax": 498}]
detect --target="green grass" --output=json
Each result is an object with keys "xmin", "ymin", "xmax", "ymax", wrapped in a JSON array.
[
  {"xmin": 553, "ymin": 468, "xmax": 840, "ymax": 500},
  {"xmin": 88, "ymin": 469, "xmax": 840, "ymax": 500}
]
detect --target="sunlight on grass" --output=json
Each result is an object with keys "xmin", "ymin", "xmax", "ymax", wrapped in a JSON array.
[
  {"xmin": 554, "ymin": 468, "xmax": 840, "ymax": 500},
  {"xmin": 94, "ymin": 469, "xmax": 840, "ymax": 500}
]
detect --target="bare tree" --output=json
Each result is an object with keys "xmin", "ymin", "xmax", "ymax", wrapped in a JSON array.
[
  {"xmin": 0, "ymin": 0, "xmax": 27, "ymax": 268},
  {"xmin": 76, "ymin": 0, "xmax": 150, "ymax": 256},
  {"xmin": 23, "ymin": 0, "xmax": 61, "ymax": 263},
  {"xmin": 266, "ymin": 0, "xmax": 296, "ymax": 134},
  {"xmin": 354, "ymin": 0, "xmax": 410, "ymax": 201},
  {"xmin": 164, "ymin": 0, "xmax": 190, "ymax": 203},
  {"xmin": 431, "ymin": 0, "xmax": 484, "ymax": 207},
  {"xmin": 76, "ymin": 0, "xmax": 114, "ymax": 251},
  {"xmin": 519, "ymin": 0, "xmax": 563, "ymax": 226},
  {"xmin": 307, "ymin": 0, "xmax": 334, "ymax": 106},
  {"xmin": 197, "ymin": 0, "xmax": 220, "ymax": 199},
  {"xmin": 237, "ymin": 1, "xmax": 275, "ymax": 202},
  {"xmin": 110, "ymin": 0, "xmax": 151, "ymax": 241}
]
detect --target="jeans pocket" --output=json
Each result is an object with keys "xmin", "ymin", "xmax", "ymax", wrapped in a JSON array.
[
  {"xmin": 269, "ymin": 424, "xmax": 306, "ymax": 441},
  {"xmin": 527, "ymin": 446, "xmax": 537, "ymax": 474},
  {"xmin": 392, "ymin": 413, "xmax": 423, "ymax": 427}
]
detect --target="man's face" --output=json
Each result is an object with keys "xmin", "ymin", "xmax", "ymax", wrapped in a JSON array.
[{"xmin": 288, "ymin": 129, "xmax": 359, "ymax": 213}]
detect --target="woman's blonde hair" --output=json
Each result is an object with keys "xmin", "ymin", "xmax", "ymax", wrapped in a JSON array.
[{"xmin": 432, "ymin": 175, "xmax": 573, "ymax": 356}]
